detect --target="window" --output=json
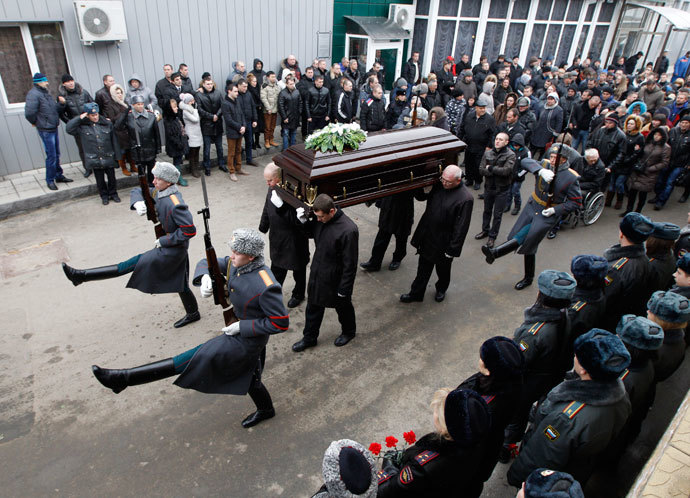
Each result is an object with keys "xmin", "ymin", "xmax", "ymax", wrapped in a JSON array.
[
  {"xmin": 512, "ymin": 0, "xmax": 531, "ymax": 19},
  {"xmin": 411, "ymin": 19, "xmax": 428, "ymax": 63},
  {"xmin": 482, "ymin": 22, "xmax": 505, "ymax": 63},
  {"xmin": 460, "ymin": 1, "xmax": 481, "ymax": 18},
  {"xmin": 432, "ymin": 20, "xmax": 456, "ymax": 70},
  {"xmin": 416, "ymin": 0, "xmax": 431, "ymax": 16},
  {"xmin": 567, "ymin": 0, "xmax": 584, "ymax": 21},
  {"xmin": 454, "ymin": 21, "xmax": 478, "ymax": 61},
  {"xmin": 438, "ymin": 0, "xmax": 458, "ymax": 17},
  {"xmin": 489, "ymin": 0, "xmax": 510, "ymax": 18},
  {"xmin": 0, "ymin": 23, "xmax": 69, "ymax": 108}
]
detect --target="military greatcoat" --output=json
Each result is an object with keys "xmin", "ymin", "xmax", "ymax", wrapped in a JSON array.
[
  {"xmin": 176, "ymin": 259, "xmax": 288, "ymax": 395},
  {"xmin": 127, "ymin": 185, "xmax": 196, "ymax": 293}
]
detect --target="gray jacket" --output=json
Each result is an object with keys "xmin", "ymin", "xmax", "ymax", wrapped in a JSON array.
[{"xmin": 126, "ymin": 73, "xmax": 156, "ymax": 107}]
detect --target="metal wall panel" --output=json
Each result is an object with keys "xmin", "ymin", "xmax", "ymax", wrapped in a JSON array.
[{"xmin": 0, "ymin": 0, "xmax": 334, "ymax": 176}]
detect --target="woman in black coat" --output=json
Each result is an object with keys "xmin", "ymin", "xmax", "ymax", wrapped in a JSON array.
[
  {"xmin": 195, "ymin": 78, "xmax": 226, "ymax": 175},
  {"xmin": 377, "ymin": 388, "xmax": 490, "ymax": 497},
  {"xmin": 162, "ymin": 98, "xmax": 188, "ymax": 186},
  {"xmin": 247, "ymin": 73, "xmax": 265, "ymax": 150}
]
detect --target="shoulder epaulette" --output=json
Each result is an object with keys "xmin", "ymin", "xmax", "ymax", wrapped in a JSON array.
[
  {"xmin": 169, "ymin": 194, "xmax": 180, "ymax": 206},
  {"xmin": 528, "ymin": 322, "xmax": 545, "ymax": 335},
  {"xmin": 568, "ymin": 168, "xmax": 581, "ymax": 177},
  {"xmin": 258, "ymin": 269, "xmax": 274, "ymax": 287},
  {"xmin": 482, "ymin": 394, "xmax": 496, "ymax": 404},
  {"xmin": 563, "ymin": 400, "xmax": 586, "ymax": 419},
  {"xmin": 619, "ymin": 369, "xmax": 630, "ymax": 380},
  {"xmin": 612, "ymin": 257, "xmax": 629, "ymax": 270},
  {"xmin": 570, "ymin": 301, "xmax": 588, "ymax": 312},
  {"xmin": 414, "ymin": 450, "xmax": 439, "ymax": 466},
  {"xmin": 377, "ymin": 469, "xmax": 393, "ymax": 485}
]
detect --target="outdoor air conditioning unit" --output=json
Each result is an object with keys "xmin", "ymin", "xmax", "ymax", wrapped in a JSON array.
[
  {"xmin": 389, "ymin": 4, "xmax": 415, "ymax": 32},
  {"xmin": 74, "ymin": 1, "xmax": 128, "ymax": 44}
]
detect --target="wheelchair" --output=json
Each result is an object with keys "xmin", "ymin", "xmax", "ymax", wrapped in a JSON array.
[{"xmin": 562, "ymin": 190, "xmax": 606, "ymax": 228}]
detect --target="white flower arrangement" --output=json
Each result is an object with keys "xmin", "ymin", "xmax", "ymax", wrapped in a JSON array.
[{"xmin": 304, "ymin": 122, "xmax": 368, "ymax": 154}]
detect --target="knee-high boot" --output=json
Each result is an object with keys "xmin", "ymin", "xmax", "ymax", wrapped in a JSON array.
[
  {"xmin": 242, "ymin": 380, "xmax": 275, "ymax": 428},
  {"xmin": 482, "ymin": 238, "xmax": 520, "ymax": 264},
  {"xmin": 174, "ymin": 287, "xmax": 200, "ymax": 328},
  {"xmin": 605, "ymin": 190, "xmax": 615, "ymax": 207},
  {"xmin": 62, "ymin": 262, "xmax": 120, "ymax": 286},
  {"xmin": 515, "ymin": 254, "xmax": 535, "ymax": 290},
  {"xmin": 92, "ymin": 358, "xmax": 176, "ymax": 394}
]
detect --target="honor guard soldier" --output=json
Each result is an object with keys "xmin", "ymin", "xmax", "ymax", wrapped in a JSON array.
[
  {"xmin": 647, "ymin": 290, "xmax": 690, "ymax": 382},
  {"xmin": 507, "ymin": 330, "xmax": 631, "ymax": 488},
  {"xmin": 62, "ymin": 162, "xmax": 200, "ymax": 328},
  {"xmin": 311, "ymin": 439, "xmax": 378, "ymax": 498},
  {"xmin": 457, "ymin": 337, "xmax": 525, "ymax": 497},
  {"xmin": 567, "ymin": 255, "xmax": 608, "ymax": 357},
  {"xmin": 599, "ymin": 212, "xmax": 654, "ymax": 331},
  {"xmin": 517, "ymin": 469, "xmax": 584, "ymax": 498},
  {"xmin": 647, "ymin": 222, "xmax": 681, "ymax": 293},
  {"xmin": 502, "ymin": 271, "xmax": 576, "ymax": 462},
  {"xmin": 376, "ymin": 389, "xmax": 490, "ymax": 497},
  {"xmin": 91, "ymin": 229, "xmax": 289, "ymax": 429},
  {"xmin": 483, "ymin": 144, "xmax": 582, "ymax": 290}
]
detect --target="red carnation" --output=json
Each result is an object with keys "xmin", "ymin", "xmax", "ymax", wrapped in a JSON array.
[
  {"xmin": 369, "ymin": 442, "xmax": 382, "ymax": 455},
  {"xmin": 403, "ymin": 431, "xmax": 416, "ymax": 445},
  {"xmin": 385, "ymin": 436, "xmax": 398, "ymax": 448}
]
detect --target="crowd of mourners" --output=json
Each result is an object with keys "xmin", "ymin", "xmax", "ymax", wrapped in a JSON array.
[{"xmin": 23, "ymin": 47, "xmax": 690, "ymax": 497}]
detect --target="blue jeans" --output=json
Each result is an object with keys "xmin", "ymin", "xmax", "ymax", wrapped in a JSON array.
[
  {"xmin": 282, "ymin": 128, "xmax": 297, "ymax": 151},
  {"xmin": 509, "ymin": 181, "xmax": 522, "ymax": 209},
  {"xmin": 244, "ymin": 124, "xmax": 254, "ymax": 161},
  {"xmin": 656, "ymin": 166, "xmax": 683, "ymax": 205},
  {"xmin": 38, "ymin": 129, "xmax": 62, "ymax": 183},
  {"xmin": 608, "ymin": 173, "xmax": 628, "ymax": 194},
  {"xmin": 572, "ymin": 130, "xmax": 589, "ymax": 153},
  {"xmin": 202, "ymin": 134, "xmax": 224, "ymax": 170}
]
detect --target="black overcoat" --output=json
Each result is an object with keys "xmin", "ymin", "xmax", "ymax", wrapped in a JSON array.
[
  {"xmin": 125, "ymin": 109, "xmax": 161, "ymax": 162},
  {"xmin": 377, "ymin": 190, "xmax": 415, "ymax": 237},
  {"xmin": 259, "ymin": 188, "xmax": 310, "ymax": 270},
  {"xmin": 66, "ymin": 115, "xmax": 121, "ymax": 170}
]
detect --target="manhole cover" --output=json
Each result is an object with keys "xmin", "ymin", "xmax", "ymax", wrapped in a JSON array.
[{"xmin": 0, "ymin": 239, "xmax": 69, "ymax": 279}]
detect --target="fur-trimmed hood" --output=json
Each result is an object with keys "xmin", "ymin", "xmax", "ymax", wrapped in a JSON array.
[
  {"xmin": 624, "ymin": 114, "xmax": 643, "ymax": 135},
  {"xmin": 109, "ymin": 83, "xmax": 128, "ymax": 108},
  {"xmin": 546, "ymin": 378, "xmax": 627, "ymax": 406},
  {"xmin": 627, "ymin": 101, "xmax": 647, "ymax": 115}
]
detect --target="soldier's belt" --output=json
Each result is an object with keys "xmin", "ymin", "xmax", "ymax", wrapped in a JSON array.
[{"xmin": 532, "ymin": 192, "xmax": 561, "ymax": 207}]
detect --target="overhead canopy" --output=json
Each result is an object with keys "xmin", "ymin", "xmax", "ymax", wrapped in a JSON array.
[
  {"xmin": 628, "ymin": 3, "xmax": 690, "ymax": 31},
  {"xmin": 344, "ymin": 16, "xmax": 412, "ymax": 41}
]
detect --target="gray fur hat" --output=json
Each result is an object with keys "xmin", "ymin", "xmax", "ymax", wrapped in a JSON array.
[
  {"xmin": 616, "ymin": 314, "xmax": 664, "ymax": 350},
  {"xmin": 647, "ymin": 290, "xmax": 690, "ymax": 324},
  {"xmin": 321, "ymin": 439, "xmax": 377, "ymax": 497},
  {"xmin": 476, "ymin": 94, "xmax": 492, "ymax": 107},
  {"xmin": 537, "ymin": 270, "xmax": 577, "ymax": 300},
  {"xmin": 152, "ymin": 161, "xmax": 180, "ymax": 184},
  {"xmin": 131, "ymin": 95, "xmax": 146, "ymax": 104},
  {"xmin": 413, "ymin": 83, "xmax": 429, "ymax": 94},
  {"xmin": 229, "ymin": 228, "xmax": 265, "ymax": 257},
  {"xmin": 525, "ymin": 468, "xmax": 584, "ymax": 498}
]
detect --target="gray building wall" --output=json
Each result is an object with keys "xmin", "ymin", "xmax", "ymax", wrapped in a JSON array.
[{"xmin": 0, "ymin": 0, "xmax": 334, "ymax": 177}]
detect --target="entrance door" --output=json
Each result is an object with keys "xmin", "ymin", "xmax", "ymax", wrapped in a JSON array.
[
  {"xmin": 377, "ymin": 48, "xmax": 398, "ymax": 91},
  {"xmin": 346, "ymin": 35, "xmax": 369, "ymax": 69}
]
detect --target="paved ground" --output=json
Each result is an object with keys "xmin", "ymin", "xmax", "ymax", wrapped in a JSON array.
[{"xmin": 0, "ymin": 150, "xmax": 688, "ymax": 497}]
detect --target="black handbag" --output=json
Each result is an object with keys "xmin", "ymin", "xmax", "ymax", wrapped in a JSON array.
[{"xmin": 632, "ymin": 161, "xmax": 646, "ymax": 174}]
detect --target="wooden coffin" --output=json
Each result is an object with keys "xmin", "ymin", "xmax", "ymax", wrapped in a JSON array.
[{"xmin": 272, "ymin": 126, "xmax": 466, "ymax": 209}]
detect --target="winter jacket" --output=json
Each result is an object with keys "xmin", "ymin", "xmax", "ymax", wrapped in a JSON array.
[
  {"xmin": 250, "ymin": 58, "xmax": 267, "ymax": 86},
  {"xmin": 226, "ymin": 61, "xmax": 247, "ymax": 87},
  {"xmin": 306, "ymin": 85, "xmax": 331, "ymax": 120},
  {"xmin": 445, "ymin": 98, "xmax": 467, "ymax": 135},
  {"xmin": 653, "ymin": 328, "xmax": 686, "ymax": 382},
  {"xmin": 517, "ymin": 109, "xmax": 537, "ymax": 145},
  {"xmin": 103, "ymin": 86, "xmax": 131, "ymax": 150},
  {"xmin": 571, "ymin": 100, "xmax": 597, "ymax": 132},
  {"xmin": 531, "ymin": 104, "xmax": 563, "ymax": 148},
  {"xmin": 221, "ymin": 95, "xmax": 246, "ymax": 139},
  {"xmin": 455, "ymin": 78, "xmax": 478, "ymax": 102},
  {"xmin": 617, "ymin": 115, "xmax": 646, "ymax": 175},
  {"xmin": 155, "ymin": 78, "xmax": 179, "ymax": 107},
  {"xmin": 673, "ymin": 55, "xmax": 690, "ymax": 81},
  {"xmin": 387, "ymin": 99, "xmax": 408, "ymax": 130},
  {"xmin": 639, "ymin": 84, "xmax": 665, "ymax": 113},
  {"xmin": 628, "ymin": 137, "xmax": 671, "ymax": 192},
  {"xmin": 162, "ymin": 101, "xmax": 187, "ymax": 158},
  {"xmin": 296, "ymin": 76, "xmax": 315, "ymax": 113},
  {"xmin": 648, "ymin": 248, "xmax": 676, "ymax": 293},
  {"xmin": 179, "ymin": 102, "xmax": 203, "ymax": 147},
  {"xmin": 278, "ymin": 87, "xmax": 302, "ymax": 130},
  {"xmin": 401, "ymin": 57, "xmax": 421, "ymax": 86},
  {"xmin": 333, "ymin": 89, "xmax": 354, "ymax": 123},
  {"xmin": 668, "ymin": 125, "xmax": 690, "ymax": 168},
  {"xmin": 66, "ymin": 115, "xmax": 121, "ymax": 169},
  {"xmin": 436, "ymin": 69, "xmax": 455, "ymax": 98},
  {"xmin": 126, "ymin": 74, "xmax": 156, "ymax": 107},
  {"xmin": 359, "ymin": 96, "xmax": 386, "ymax": 132},
  {"xmin": 260, "ymin": 81, "xmax": 281, "ymax": 114},
  {"xmin": 124, "ymin": 108, "xmax": 161, "ymax": 162},
  {"xmin": 278, "ymin": 57, "xmax": 302, "ymax": 81},
  {"xmin": 58, "ymin": 83, "xmax": 93, "ymax": 122},
  {"xmin": 587, "ymin": 125, "xmax": 626, "ymax": 171},
  {"xmin": 459, "ymin": 111, "xmax": 496, "ymax": 152},
  {"xmin": 195, "ymin": 85, "xmax": 224, "ymax": 137},
  {"xmin": 180, "ymin": 76, "xmax": 194, "ymax": 94},
  {"xmin": 495, "ymin": 121, "xmax": 526, "ymax": 143},
  {"xmin": 507, "ymin": 378, "xmax": 631, "ymax": 486},
  {"xmin": 25, "ymin": 84, "xmax": 63, "ymax": 131},
  {"xmin": 238, "ymin": 90, "xmax": 258, "ymax": 125},
  {"xmin": 571, "ymin": 156, "xmax": 606, "ymax": 192},
  {"xmin": 479, "ymin": 146, "xmax": 515, "ymax": 189}
]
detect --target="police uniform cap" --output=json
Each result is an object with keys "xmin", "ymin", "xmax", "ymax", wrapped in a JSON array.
[
  {"xmin": 619, "ymin": 212, "xmax": 654, "ymax": 244},
  {"xmin": 647, "ymin": 290, "xmax": 690, "ymax": 324},
  {"xmin": 444, "ymin": 388, "xmax": 490, "ymax": 447},
  {"xmin": 131, "ymin": 95, "xmax": 146, "ymax": 104},
  {"xmin": 574, "ymin": 329, "xmax": 630, "ymax": 381},
  {"xmin": 651, "ymin": 222, "xmax": 680, "ymax": 241},
  {"xmin": 616, "ymin": 314, "xmax": 664, "ymax": 351},
  {"xmin": 537, "ymin": 270, "xmax": 576, "ymax": 300},
  {"xmin": 321, "ymin": 439, "xmax": 377, "ymax": 497},
  {"xmin": 525, "ymin": 468, "xmax": 584, "ymax": 498},
  {"xmin": 570, "ymin": 254, "xmax": 608, "ymax": 281},
  {"xmin": 480, "ymin": 336, "xmax": 524, "ymax": 379},
  {"xmin": 677, "ymin": 253, "xmax": 690, "ymax": 273},
  {"xmin": 83, "ymin": 102, "xmax": 99, "ymax": 114}
]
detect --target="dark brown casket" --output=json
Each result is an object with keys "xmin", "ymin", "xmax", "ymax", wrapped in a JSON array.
[{"xmin": 272, "ymin": 126, "xmax": 466, "ymax": 209}]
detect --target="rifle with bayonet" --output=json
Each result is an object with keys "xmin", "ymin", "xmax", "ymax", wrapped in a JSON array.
[
  {"xmin": 197, "ymin": 172, "xmax": 238, "ymax": 326},
  {"xmin": 133, "ymin": 122, "xmax": 164, "ymax": 238}
]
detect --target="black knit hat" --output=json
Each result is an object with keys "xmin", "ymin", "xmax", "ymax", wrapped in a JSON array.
[
  {"xmin": 480, "ymin": 336, "xmax": 524, "ymax": 379},
  {"xmin": 525, "ymin": 468, "xmax": 584, "ymax": 498},
  {"xmin": 61, "ymin": 74, "xmax": 74, "ymax": 83},
  {"xmin": 444, "ymin": 388, "xmax": 490, "ymax": 447},
  {"xmin": 574, "ymin": 329, "xmax": 630, "ymax": 380}
]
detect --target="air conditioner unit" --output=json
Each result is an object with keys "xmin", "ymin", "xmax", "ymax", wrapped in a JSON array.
[
  {"xmin": 74, "ymin": 1, "xmax": 128, "ymax": 44},
  {"xmin": 389, "ymin": 4, "xmax": 415, "ymax": 32}
]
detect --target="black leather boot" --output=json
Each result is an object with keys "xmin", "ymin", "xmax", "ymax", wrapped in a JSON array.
[
  {"xmin": 174, "ymin": 288, "xmax": 201, "ymax": 328},
  {"xmin": 605, "ymin": 190, "xmax": 615, "ymax": 207},
  {"xmin": 242, "ymin": 382, "xmax": 275, "ymax": 428},
  {"xmin": 482, "ymin": 238, "xmax": 520, "ymax": 264},
  {"xmin": 92, "ymin": 358, "xmax": 176, "ymax": 394},
  {"xmin": 62, "ymin": 263, "xmax": 120, "ymax": 286},
  {"xmin": 515, "ymin": 254, "xmax": 535, "ymax": 290}
]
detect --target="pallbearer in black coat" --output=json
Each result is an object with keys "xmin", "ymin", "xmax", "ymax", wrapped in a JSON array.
[
  {"xmin": 646, "ymin": 222, "xmax": 681, "ymax": 293},
  {"xmin": 62, "ymin": 162, "xmax": 200, "ymax": 328},
  {"xmin": 400, "ymin": 165, "xmax": 473, "ymax": 303},
  {"xmin": 376, "ymin": 388, "xmax": 490, "ymax": 497},
  {"xmin": 647, "ymin": 290, "xmax": 690, "ymax": 382},
  {"xmin": 457, "ymin": 337, "xmax": 524, "ymax": 497},
  {"xmin": 260, "ymin": 163, "xmax": 310, "ymax": 308},
  {"xmin": 274, "ymin": 193, "xmax": 359, "ymax": 351},
  {"xmin": 360, "ymin": 190, "xmax": 415, "ymax": 272},
  {"xmin": 91, "ymin": 229, "xmax": 289, "ymax": 429}
]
